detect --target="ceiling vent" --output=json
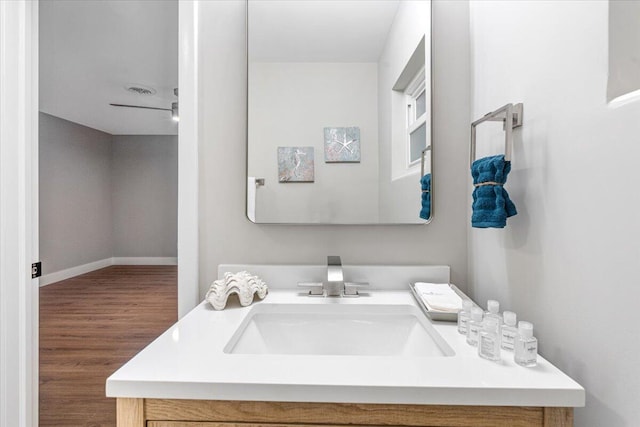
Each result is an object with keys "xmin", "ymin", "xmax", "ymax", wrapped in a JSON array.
[{"xmin": 125, "ymin": 85, "xmax": 156, "ymax": 96}]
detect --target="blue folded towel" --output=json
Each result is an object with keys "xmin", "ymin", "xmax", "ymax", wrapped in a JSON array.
[
  {"xmin": 420, "ymin": 174, "xmax": 431, "ymax": 220},
  {"xmin": 471, "ymin": 155, "xmax": 517, "ymax": 228}
]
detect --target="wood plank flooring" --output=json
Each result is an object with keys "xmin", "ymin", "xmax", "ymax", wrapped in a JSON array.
[{"xmin": 39, "ymin": 265, "xmax": 177, "ymax": 427}]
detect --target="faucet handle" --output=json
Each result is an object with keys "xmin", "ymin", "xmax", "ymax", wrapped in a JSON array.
[
  {"xmin": 343, "ymin": 282, "xmax": 369, "ymax": 297},
  {"xmin": 297, "ymin": 282, "xmax": 324, "ymax": 296}
]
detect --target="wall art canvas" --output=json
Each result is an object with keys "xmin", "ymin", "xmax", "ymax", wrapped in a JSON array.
[
  {"xmin": 278, "ymin": 147, "xmax": 315, "ymax": 182},
  {"xmin": 324, "ymin": 127, "xmax": 361, "ymax": 163}
]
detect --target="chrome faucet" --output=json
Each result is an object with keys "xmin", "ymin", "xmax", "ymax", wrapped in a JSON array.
[
  {"xmin": 298, "ymin": 256, "xmax": 368, "ymax": 297},
  {"xmin": 325, "ymin": 255, "xmax": 345, "ymax": 296}
]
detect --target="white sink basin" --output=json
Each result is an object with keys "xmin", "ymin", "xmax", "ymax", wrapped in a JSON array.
[{"xmin": 224, "ymin": 303, "xmax": 454, "ymax": 357}]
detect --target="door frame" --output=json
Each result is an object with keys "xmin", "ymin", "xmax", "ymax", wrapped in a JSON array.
[
  {"xmin": 0, "ymin": 1, "xmax": 39, "ymax": 426},
  {"xmin": 178, "ymin": 0, "xmax": 200, "ymax": 318},
  {"xmin": 0, "ymin": 1, "xmax": 200, "ymax": 424}
]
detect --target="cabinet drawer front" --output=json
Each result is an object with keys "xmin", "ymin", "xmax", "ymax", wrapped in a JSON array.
[
  {"xmin": 148, "ymin": 424, "xmax": 372, "ymax": 427},
  {"xmin": 145, "ymin": 399, "xmax": 544, "ymax": 427}
]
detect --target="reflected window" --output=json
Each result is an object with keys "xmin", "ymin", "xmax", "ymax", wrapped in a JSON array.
[{"xmin": 406, "ymin": 68, "xmax": 427, "ymax": 165}]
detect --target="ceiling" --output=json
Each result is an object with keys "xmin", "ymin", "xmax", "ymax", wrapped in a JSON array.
[
  {"xmin": 40, "ymin": 0, "xmax": 178, "ymax": 135},
  {"xmin": 249, "ymin": 0, "xmax": 400, "ymax": 62}
]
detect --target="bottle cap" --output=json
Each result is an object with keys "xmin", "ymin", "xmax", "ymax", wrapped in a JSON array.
[
  {"xmin": 487, "ymin": 299, "xmax": 499, "ymax": 314},
  {"xmin": 503, "ymin": 311, "xmax": 517, "ymax": 326},
  {"xmin": 471, "ymin": 307, "xmax": 484, "ymax": 321},
  {"xmin": 462, "ymin": 300, "xmax": 473, "ymax": 311},
  {"xmin": 518, "ymin": 321, "xmax": 534, "ymax": 338}
]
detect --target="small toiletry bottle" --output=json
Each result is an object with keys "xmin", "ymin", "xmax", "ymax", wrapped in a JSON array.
[
  {"xmin": 501, "ymin": 311, "xmax": 518, "ymax": 351},
  {"xmin": 514, "ymin": 321, "xmax": 538, "ymax": 367},
  {"xmin": 485, "ymin": 300, "xmax": 503, "ymax": 329},
  {"xmin": 457, "ymin": 300, "xmax": 473, "ymax": 335},
  {"xmin": 478, "ymin": 318, "xmax": 501, "ymax": 361},
  {"xmin": 466, "ymin": 307, "xmax": 484, "ymax": 346}
]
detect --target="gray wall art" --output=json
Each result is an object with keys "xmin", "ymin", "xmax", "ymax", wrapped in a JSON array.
[
  {"xmin": 324, "ymin": 127, "xmax": 361, "ymax": 163},
  {"xmin": 277, "ymin": 146, "xmax": 315, "ymax": 182}
]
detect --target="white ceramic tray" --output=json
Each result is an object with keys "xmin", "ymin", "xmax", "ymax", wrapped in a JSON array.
[{"xmin": 409, "ymin": 282, "xmax": 478, "ymax": 322}]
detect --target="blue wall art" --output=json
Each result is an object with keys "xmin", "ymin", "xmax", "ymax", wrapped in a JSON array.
[
  {"xmin": 277, "ymin": 147, "xmax": 315, "ymax": 182},
  {"xmin": 324, "ymin": 127, "xmax": 361, "ymax": 163}
]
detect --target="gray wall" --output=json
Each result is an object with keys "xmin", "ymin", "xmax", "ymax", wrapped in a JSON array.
[
  {"xmin": 197, "ymin": 1, "xmax": 469, "ymax": 295},
  {"xmin": 40, "ymin": 114, "xmax": 177, "ymax": 276},
  {"xmin": 608, "ymin": 0, "xmax": 640, "ymax": 102},
  {"xmin": 112, "ymin": 135, "xmax": 178, "ymax": 257},
  {"xmin": 248, "ymin": 62, "xmax": 379, "ymax": 223},
  {"xmin": 39, "ymin": 112, "xmax": 114, "ymax": 274},
  {"xmin": 469, "ymin": 1, "xmax": 640, "ymax": 425}
]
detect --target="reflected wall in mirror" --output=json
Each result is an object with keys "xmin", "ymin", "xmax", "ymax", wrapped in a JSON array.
[{"xmin": 247, "ymin": 0, "xmax": 432, "ymax": 224}]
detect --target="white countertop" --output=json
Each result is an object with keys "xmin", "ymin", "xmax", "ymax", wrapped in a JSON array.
[{"xmin": 106, "ymin": 289, "xmax": 585, "ymax": 407}]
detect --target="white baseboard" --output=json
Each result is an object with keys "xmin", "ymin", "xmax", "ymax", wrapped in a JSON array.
[
  {"xmin": 112, "ymin": 257, "xmax": 177, "ymax": 265},
  {"xmin": 39, "ymin": 257, "xmax": 178, "ymax": 286},
  {"xmin": 39, "ymin": 258, "xmax": 112, "ymax": 287}
]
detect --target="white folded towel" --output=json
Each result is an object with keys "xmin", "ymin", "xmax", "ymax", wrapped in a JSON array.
[{"xmin": 414, "ymin": 282, "xmax": 464, "ymax": 313}]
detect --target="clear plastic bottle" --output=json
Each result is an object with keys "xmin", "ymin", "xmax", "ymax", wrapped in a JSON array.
[
  {"xmin": 466, "ymin": 307, "xmax": 484, "ymax": 347},
  {"xmin": 457, "ymin": 300, "xmax": 474, "ymax": 335},
  {"xmin": 501, "ymin": 311, "xmax": 518, "ymax": 351},
  {"xmin": 485, "ymin": 300, "xmax": 503, "ymax": 329},
  {"xmin": 514, "ymin": 321, "xmax": 538, "ymax": 367},
  {"xmin": 478, "ymin": 318, "xmax": 501, "ymax": 361}
]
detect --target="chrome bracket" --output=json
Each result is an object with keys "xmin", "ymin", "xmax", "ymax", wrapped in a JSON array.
[{"xmin": 470, "ymin": 102, "xmax": 524, "ymax": 165}]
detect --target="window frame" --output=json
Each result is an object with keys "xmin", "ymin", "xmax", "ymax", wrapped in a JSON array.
[{"xmin": 405, "ymin": 67, "xmax": 427, "ymax": 168}]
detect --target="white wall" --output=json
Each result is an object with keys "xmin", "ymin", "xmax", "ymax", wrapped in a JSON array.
[
  {"xmin": 248, "ymin": 62, "xmax": 379, "ymax": 223},
  {"xmin": 469, "ymin": 1, "xmax": 640, "ymax": 425},
  {"xmin": 39, "ymin": 112, "xmax": 113, "ymax": 274},
  {"xmin": 112, "ymin": 135, "xmax": 178, "ymax": 257},
  {"xmin": 197, "ymin": 1, "xmax": 469, "ymax": 295}
]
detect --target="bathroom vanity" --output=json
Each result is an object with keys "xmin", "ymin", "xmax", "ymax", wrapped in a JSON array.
[
  {"xmin": 107, "ymin": 265, "xmax": 584, "ymax": 427},
  {"xmin": 116, "ymin": 399, "xmax": 572, "ymax": 427}
]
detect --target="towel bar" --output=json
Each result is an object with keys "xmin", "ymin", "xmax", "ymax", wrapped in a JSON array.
[
  {"xmin": 470, "ymin": 103, "xmax": 523, "ymax": 166},
  {"xmin": 420, "ymin": 145, "xmax": 431, "ymax": 178}
]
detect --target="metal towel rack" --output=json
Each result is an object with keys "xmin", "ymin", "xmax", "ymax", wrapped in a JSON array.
[
  {"xmin": 470, "ymin": 103, "xmax": 523, "ymax": 166},
  {"xmin": 420, "ymin": 145, "xmax": 431, "ymax": 177}
]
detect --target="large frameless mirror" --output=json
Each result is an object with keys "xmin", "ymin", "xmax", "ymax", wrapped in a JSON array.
[{"xmin": 247, "ymin": 0, "xmax": 432, "ymax": 224}]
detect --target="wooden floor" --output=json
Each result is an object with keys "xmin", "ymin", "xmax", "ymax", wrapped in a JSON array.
[{"xmin": 39, "ymin": 265, "xmax": 177, "ymax": 427}]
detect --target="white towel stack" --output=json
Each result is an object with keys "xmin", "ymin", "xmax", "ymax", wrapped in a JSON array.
[{"xmin": 414, "ymin": 282, "xmax": 464, "ymax": 313}]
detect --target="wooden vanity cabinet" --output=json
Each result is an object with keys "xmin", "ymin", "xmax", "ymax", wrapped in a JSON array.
[{"xmin": 117, "ymin": 398, "xmax": 573, "ymax": 427}]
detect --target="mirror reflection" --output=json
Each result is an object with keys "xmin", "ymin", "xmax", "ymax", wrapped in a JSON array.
[{"xmin": 247, "ymin": 0, "xmax": 432, "ymax": 224}]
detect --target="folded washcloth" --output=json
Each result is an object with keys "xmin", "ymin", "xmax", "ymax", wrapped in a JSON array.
[
  {"xmin": 419, "ymin": 173, "xmax": 431, "ymax": 220},
  {"xmin": 471, "ymin": 155, "xmax": 517, "ymax": 228},
  {"xmin": 414, "ymin": 282, "xmax": 463, "ymax": 312}
]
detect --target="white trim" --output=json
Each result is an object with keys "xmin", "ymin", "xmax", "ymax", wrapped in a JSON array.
[
  {"xmin": 39, "ymin": 258, "xmax": 112, "ymax": 287},
  {"xmin": 405, "ymin": 66, "xmax": 427, "ymax": 167},
  {"xmin": 112, "ymin": 257, "xmax": 178, "ymax": 266},
  {"xmin": 405, "ymin": 66, "xmax": 426, "ymax": 97},
  {"xmin": 0, "ymin": 1, "xmax": 38, "ymax": 425},
  {"xmin": 178, "ymin": 0, "xmax": 200, "ymax": 319},
  {"xmin": 28, "ymin": 2, "xmax": 39, "ymax": 423},
  {"xmin": 39, "ymin": 257, "xmax": 179, "ymax": 286}
]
